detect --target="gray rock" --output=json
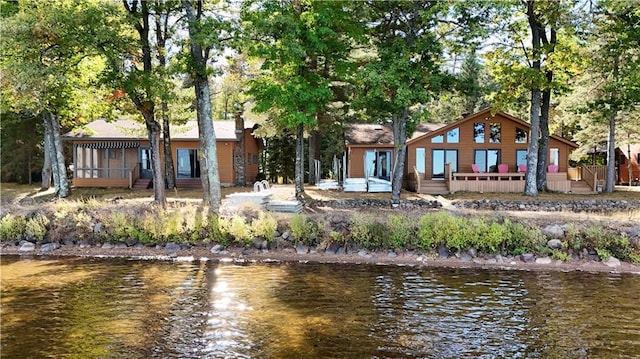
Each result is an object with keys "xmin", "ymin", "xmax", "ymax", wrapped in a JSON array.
[
  {"xmin": 93, "ymin": 222, "xmax": 105, "ymax": 233},
  {"xmin": 468, "ymin": 247, "xmax": 477, "ymax": 258},
  {"xmin": 495, "ymin": 254, "xmax": 505, "ymax": 263},
  {"xmin": 101, "ymin": 242, "xmax": 114, "ymax": 249},
  {"xmin": 168, "ymin": 252, "xmax": 178, "ymax": 258},
  {"xmin": 210, "ymin": 244, "xmax": 222, "ymax": 253},
  {"xmin": 520, "ymin": 253, "xmax": 535, "ymax": 263},
  {"xmin": 357, "ymin": 249, "xmax": 368, "ymax": 257},
  {"xmin": 547, "ymin": 239, "xmax": 563, "ymax": 249},
  {"xmin": 125, "ymin": 238, "xmax": 138, "ymax": 247},
  {"xmin": 325, "ymin": 242, "xmax": 340, "ymax": 254},
  {"xmin": 542, "ymin": 225, "xmax": 565, "ymax": 238},
  {"xmin": 165, "ymin": 242, "xmax": 181, "ymax": 251},
  {"xmin": 518, "ymin": 204, "xmax": 526, "ymax": 210},
  {"xmin": 261, "ymin": 240, "xmax": 269, "ymax": 250},
  {"xmin": 472, "ymin": 258, "xmax": 485, "ymax": 264},
  {"xmin": 275, "ymin": 238, "xmax": 291, "ymax": 249},
  {"xmin": 295, "ymin": 244, "xmax": 309, "ymax": 254},
  {"xmin": 387, "ymin": 251, "xmax": 398, "ymax": 258},
  {"xmin": 437, "ymin": 245, "xmax": 449, "ymax": 259},
  {"xmin": 486, "ymin": 258, "xmax": 497, "ymax": 264},
  {"xmin": 459, "ymin": 252, "xmax": 473, "ymax": 261},
  {"xmin": 535, "ymin": 257, "xmax": 552, "ymax": 265},
  {"xmin": 336, "ymin": 246, "xmax": 346, "ymax": 255},
  {"xmin": 281, "ymin": 231, "xmax": 291, "ymax": 240},
  {"xmin": 115, "ymin": 243, "xmax": 128, "ymax": 249},
  {"xmin": 242, "ymin": 249, "xmax": 253, "ymax": 255},
  {"xmin": 62, "ymin": 239, "xmax": 75, "ymax": 246},
  {"xmin": 40, "ymin": 243, "xmax": 60, "ymax": 253},
  {"xmin": 19, "ymin": 241, "xmax": 35, "ymax": 251},
  {"xmin": 253, "ymin": 238, "xmax": 263, "ymax": 249},
  {"xmin": 605, "ymin": 256, "xmax": 621, "ymax": 268}
]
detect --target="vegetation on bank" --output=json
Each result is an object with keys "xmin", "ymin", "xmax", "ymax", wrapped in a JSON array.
[{"xmin": 1, "ymin": 199, "xmax": 639, "ymax": 264}]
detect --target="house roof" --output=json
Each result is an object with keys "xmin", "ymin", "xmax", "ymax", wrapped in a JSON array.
[
  {"xmin": 345, "ymin": 122, "xmax": 446, "ymax": 146},
  {"xmin": 63, "ymin": 119, "xmax": 255, "ymax": 141},
  {"xmin": 406, "ymin": 107, "xmax": 579, "ymax": 148}
]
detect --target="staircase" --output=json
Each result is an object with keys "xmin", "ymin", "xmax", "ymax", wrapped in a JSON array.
[
  {"xmin": 418, "ymin": 180, "xmax": 449, "ymax": 195},
  {"xmin": 132, "ymin": 179, "xmax": 151, "ymax": 190},
  {"xmin": 570, "ymin": 180, "xmax": 594, "ymax": 194}
]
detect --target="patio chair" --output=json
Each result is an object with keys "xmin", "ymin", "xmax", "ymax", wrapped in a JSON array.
[
  {"xmin": 518, "ymin": 164, "xmax": 527, "ymax": 173},
  {"xmin": 498, "ymin": 164, "xmax": 508, "ymax": 173},
  {"xmin": 471, "ymin": 164, "xmax": 481, "ymax": 180},
  {"xmin": 547, "ymin": 164, "xmax": 559, "ymax": 173}
]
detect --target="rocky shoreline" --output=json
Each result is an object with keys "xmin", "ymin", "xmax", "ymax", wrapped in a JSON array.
[{"xmin": 3, "ymin": 237, "xmax": 639, "ymax": 274}]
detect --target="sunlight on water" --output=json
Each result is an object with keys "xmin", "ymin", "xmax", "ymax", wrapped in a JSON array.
[{"xmin": 1, "ymin": 256, "xmax": 639, "ymax": 359}]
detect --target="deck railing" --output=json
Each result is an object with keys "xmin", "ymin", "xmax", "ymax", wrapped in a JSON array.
[{"xmin": 581, "ymin": 165, "xmax": 597, "ymax": 192}]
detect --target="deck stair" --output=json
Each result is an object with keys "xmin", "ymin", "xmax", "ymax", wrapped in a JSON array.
[
  {"xmin": 570, "ymin": 180, "xmax": 594, "ymax": 194},
  {"xmin": 418, "ymin": 180, "xmax": 449, "ymax": 195},
  {"xmin": 132, "ymin": 179, "xmax": 151, "ymax": 190}
]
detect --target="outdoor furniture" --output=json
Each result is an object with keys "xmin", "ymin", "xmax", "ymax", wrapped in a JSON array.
[
  {"xmin": 548, "ymin": 165, "xmax": 559, "ymax": 173},
  {"xmin": 518, "ymin": 164, "xmax": 527, "ymax": 173},
  {"xmin": 498, "ymin": 164, "xmax": 508, "ymax": 173}
]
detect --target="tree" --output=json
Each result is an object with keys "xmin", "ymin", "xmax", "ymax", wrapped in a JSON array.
[
  {"xmin": 584, "ymin": 0, "xmax": 640, "ymax": 192},
  {"xmin": 181, "ymin": 0, "xmax": 235, "ymax": 213},
  {"xmin": 355, "ymin": 1, "xmax": 448, "ymax": 204},
  {"xmin": 242, "ymin": 0, "xmax": 360, "ymax": 201},
  {"xmin": 1, "ymin": 0, "xmax": 118, "ymax": 197}
]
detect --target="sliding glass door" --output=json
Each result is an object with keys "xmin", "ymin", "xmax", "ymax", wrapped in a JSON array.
[{"xmin": 432, "ymin": 149, "xmax": 457, "ymax": 178}]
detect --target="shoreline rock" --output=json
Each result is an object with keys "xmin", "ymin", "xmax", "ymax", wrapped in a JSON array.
[{"xmin": 2, "ymin": 241, "xmax": 638, "ymax": 274}]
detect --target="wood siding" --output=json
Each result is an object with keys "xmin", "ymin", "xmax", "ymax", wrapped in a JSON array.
[
  {"xmin": 616, "ymin": 146, "xmax": 640, "ymax": 184},
  {"xmin": 407, "ymin": 112, "xmax": 576, "ymax": 180}
]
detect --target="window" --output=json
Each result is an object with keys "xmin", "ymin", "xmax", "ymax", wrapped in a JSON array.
[
  {"xmin": 432, "ymin": 149, "xmax": 458, "ymax": 178},
  {"xmin": 103, "ymin": 149, "xmax": 116, "ymax": 159},
  {"xmin": 415, "ymin": 148, "xmax": 426, "ymax": 173},
  {"xmin": 550, "ymin": 148, "xmax": 559, "ymax": 166},
  {"xmin": 474, "ymin": 123, "xmax": 485, "ymax": 143},
  {"xmin": 177, "ymin": 149, "xmax": 200, "ymax": 178},
  {"xmin": 431, "ymin": 134, "xmax": 444, "ymax": 143},
  {"xmin": 474, "ymin": 149, "xmax": 501, "ymax": 172},
  {"xmin": 515, "ymin": 128, "xmax": 527, "ymax": 143},
  {"xmin": 516, "ymin": 150, "xmax": 527, "ymax": 169},
  {"xmin": 447, "ymin": 127, "xmax": 459, "ymax": 143},
  {"xmin": 489, "ymin": 123, "xmax": 501, "ymax": 143}
]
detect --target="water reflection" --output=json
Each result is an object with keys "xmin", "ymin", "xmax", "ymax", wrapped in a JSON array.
[{"xmin": 1, "ymin": 256, "xmax": 639, "ymax": 358}]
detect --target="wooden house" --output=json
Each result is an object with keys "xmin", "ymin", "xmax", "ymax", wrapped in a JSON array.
[
  {"xmin": 63, "ymin": 119, "xmax": 261, "ymax": 189},
  {"xmin": 616, "ymin": 144, "xmax": 640, "ymax": 185},
  {"xmin": 345, "ymin": 108, "xmax": 591, "ymax": 194}
]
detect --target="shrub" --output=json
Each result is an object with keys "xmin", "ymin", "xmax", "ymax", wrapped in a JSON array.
[
  {"xmin": 290, "ymin": 214, "xmax": 322, "ymax": 246},
  {"xmin": 251, "ymin": 212, "xmax": 278, "ymax": 242},
  {"xmin": 501, "ymin": 219, "xmax": 544, "ymax": 255},
  {"xmin": 386, "ymin": 215, "xmax": 416, "ymax": 249},
  {"xmin": 551, "ymin": 249, "xmax": 571, "ymax": 261},
  {"xmin": 25, "ymin": 213, "xmax": 49, "ymax": 241},
  {"xmin": 417, "ymin": 212, "xmax": 459, "ymax": 250},
  {"xmin": 349, "ymin": 213, "xmax": 386, "ymax": 249},
  {"xmin": 0, "ymin": 214, "xmax": 27, "ymax": 242},
  {"xmin": 220, "ymin": 215, "xmax": 252, "ymax": 244}
]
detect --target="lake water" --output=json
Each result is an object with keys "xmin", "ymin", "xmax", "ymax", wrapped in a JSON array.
[{"xmin": 1, "ymin": 255, "xmax": 639, "ymax": 358}]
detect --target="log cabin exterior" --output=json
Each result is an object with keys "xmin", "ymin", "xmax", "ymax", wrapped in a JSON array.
[
  {"xmin": 63, "ymin": 119, "xmax": 262, "ymax": 189},
  {"xmin": 345, "ymin": 108, "xmax": 586, "ymax": 194}
]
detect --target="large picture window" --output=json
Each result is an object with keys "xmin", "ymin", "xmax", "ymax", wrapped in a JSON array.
[
  {"xmin": 432, "ymin": 149, "xmax": 458, "ymax": 178},
  {"xmin": 177, "ymin": 149, "xmax": 200, "ymax": 178},
  {"xmin": 515, "ymin": 127, "xmax": 527, "ymax": 143},
  {"xmin": 474, "ymin": 149, "xmax": 501, "ymax": 173}
]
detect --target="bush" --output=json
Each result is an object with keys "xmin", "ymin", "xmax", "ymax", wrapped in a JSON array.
[
  {"xmin": 25, "ymin": 213, "xmax": 49, "ymax": 241},
  {"xmin": 290, "ymin": 214, "xmax": 322, "ymax": 246},
  {"xmin": 417, "ymin": 212, "xmax": 459, "ymax": 250},
  {"xmin": 386, "ymin": 215, "xmax": 416, "ymax": 249},
  {"xmin": 349, "ymin": 213, "xmax": 386, "ymax": 249},
  {"xmin": 501, "ymin": 219, "xmax": 544, "ymax": 255},
  {"xmin": 219, "ymin": 215, "xmax": 252, "ymax": 244},
  {"xmin": 251, "ymin": 212, "xmax": 278, "ymax": 242},
  {"xmin": 0, "ymin": 214, "xmax": 27, "ymax": 242}
]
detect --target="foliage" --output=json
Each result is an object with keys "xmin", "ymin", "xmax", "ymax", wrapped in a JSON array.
[
  {"xmin": 386, "ymin": 215, "xmax": 417, "ymax": 250},
  {"xmin": 219, "ymin": 215, "xmax": 252, "ymax": 244},
  {"xmin": 24, "ymin": 213, "xmax": 49, "ymax": 241},
  {"xmin": 289, "ymin": 214, "xmax": 323, "ymax": 246},
  {"xmin": 0, "ymin": 214, "xmax": 27, "ymax": 242},
  {"xmin": 349, "ymin": 213, "xmax": 386, "ymax": 250},
  {"xmin": 251, "ymin": 212, "xmax": 278, "ymax": 243}
]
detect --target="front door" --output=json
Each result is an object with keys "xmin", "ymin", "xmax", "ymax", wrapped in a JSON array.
[
  {"xmin": 364, "ymin": 150, "xmax": 392, "ymax": 181},
  {"xmin": 139, "ymin": 147, "xmax": 153, "ymax": 179}
]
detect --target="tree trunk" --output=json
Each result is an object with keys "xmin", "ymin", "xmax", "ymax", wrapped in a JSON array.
[
  {"xmin": 141, "ymin": 108, "xmax": 166, "ymax": 207},
  {"xmin": 391, "ymin": 108, "xmax": 408, "ymax": 205},
  {"xmin": 162, "ymin": 102, "xmax": 176, "ymax": 190},
  {"xmin": 308, "ymin": 129, "xmax": 320, "ymax": 185},
  {"xmin": 295, "ymin": 123, "xmax": 305, "ymax": 201},
  {"xmin": 628, "ymin": 142, "xmax": 633, "ymax": 187},
  {"xmin": 537, "ymin": 87, "xmax": 550, "ymax": 191},
  {"xmin": 234, "ymin": 111, "xmax": 246, "ymax": 186},
  {"xmin": 183, "ymin": 0, "xmax": 222, "ymax": 213},
  {"xmin": 41, "ymin": 113, "xmax": 52, "ymax": 191},
  {"xmin": 49, "ymin": 112, "xmax": 70, "ymax": 198},
  {"xmin": 525, "ymin": 0, "xmax": 541, "ymax": 197},
  {"xmin": 606, "ymin": 112, "xmax": 616, "ymax": 193}
]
